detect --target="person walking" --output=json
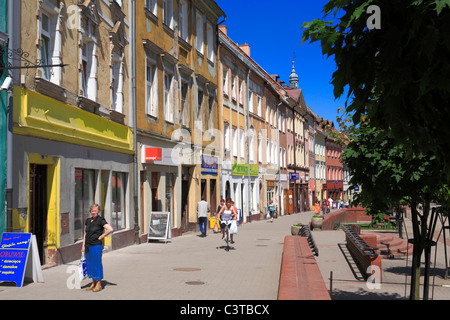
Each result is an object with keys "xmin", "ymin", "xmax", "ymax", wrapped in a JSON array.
[
  {"xmin": 322, "ymin": 200, "xmax": 328, "ymax": 215},
  {"xmin": 82, "ymin": 204, "xmax": 113, "ymax": 292},
  {"xmin": 268, "ymin": 200, "xmax": 276, "ymax": 223},
  {"xmin": 197, "ymin": 196, "xmax": 210, "ymax": 237},
  {"xmin": 314, "ymin": 200, "xmax": 321, "ymax": 215},
  {"xmin": 217, "ymin": 197, "xmax": 238, "ymax": 244}
]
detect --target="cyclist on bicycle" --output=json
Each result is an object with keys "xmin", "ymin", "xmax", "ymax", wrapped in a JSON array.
[{"xmin": 217, "ymin": 197, "xmax": 237, "ymax": 244}]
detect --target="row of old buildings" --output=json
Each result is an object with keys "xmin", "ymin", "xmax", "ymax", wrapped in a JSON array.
[{"xmin": 0, "ymin": 0, "xmax": 349, "ymax": 266}]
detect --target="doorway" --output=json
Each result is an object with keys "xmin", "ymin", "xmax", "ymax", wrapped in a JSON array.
[{"xmin": 29, "ymin": 164, "xmax": 48, "ymax": 265}]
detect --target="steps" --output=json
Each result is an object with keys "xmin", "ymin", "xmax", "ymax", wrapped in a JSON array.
[{"xmin": 363, "ymin": 232, "xmax": 413, "ymax": 259}]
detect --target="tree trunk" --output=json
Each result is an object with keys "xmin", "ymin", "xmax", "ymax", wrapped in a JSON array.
[{"xmin": 409, "ymin": 201, "xmax": 431, "ymax": 300}]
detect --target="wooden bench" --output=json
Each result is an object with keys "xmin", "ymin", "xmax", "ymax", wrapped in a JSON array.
[{"xmin": 278, "ymin": 236, "xmax": 331, "ymax": 300}]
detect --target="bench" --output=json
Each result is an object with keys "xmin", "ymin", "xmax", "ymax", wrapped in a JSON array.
[
  {"xmin": 278, "ymin": 236, "xmax": 331, "ymax": 300},
  {"xmin": 342, "ymin": 224, "xmax": 382, "ymax": 281}
]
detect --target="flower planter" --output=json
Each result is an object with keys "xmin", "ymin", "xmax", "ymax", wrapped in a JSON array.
[
  {"xmin": 311, "ymin": 216, "xmax": 324, "ymax": 230},
  {"xmin": 291, "ymin": 224, "xmax": 302, "ymax": 236}
]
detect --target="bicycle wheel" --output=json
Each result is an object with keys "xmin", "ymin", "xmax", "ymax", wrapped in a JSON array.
[{"xmin": 225, "ymin": 224, "xmax": 230, "ymax": 251}]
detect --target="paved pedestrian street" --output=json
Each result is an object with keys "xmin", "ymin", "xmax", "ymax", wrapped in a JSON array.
[{"xmin": 1, "ymin": 211, "xmax": 449, "ymax": 304}]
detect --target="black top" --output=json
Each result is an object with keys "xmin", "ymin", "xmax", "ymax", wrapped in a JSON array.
[{"xmin": 84, "ymin": 215, "xmax": 108, "ymax": 248}]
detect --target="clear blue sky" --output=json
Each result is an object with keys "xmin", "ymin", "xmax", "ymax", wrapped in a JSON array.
[{"xmin": 215, "ymin": 0, "xmax": 345, "ymax": 126}]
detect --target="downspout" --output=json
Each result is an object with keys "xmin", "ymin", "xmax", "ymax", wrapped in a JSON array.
[
  {"xmin": 131, "ymin": 0, "xmax": 140, "ymax": 242},
  {"xmin": 6, "ymin": 0, "xmax": 15, "ymax": 232},
  {"xmin": 246, "ymin": 68, "xmax": 251, "ymax": 222}
]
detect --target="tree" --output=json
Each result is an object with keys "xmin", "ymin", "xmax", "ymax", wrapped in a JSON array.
[
  {"xmin": 302, "ymin": 0, "xmax": 450, "ymax": 180},
  {"xmin": 339, "ymin": 123, "xmax": 449, "ymax": 299},
  {"xmin": 302, "ymin": 0, "xmax": 450, "ymax": 299}
]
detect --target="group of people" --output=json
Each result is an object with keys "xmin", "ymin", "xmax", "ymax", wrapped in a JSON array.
[{"xmin": 314, "ymin": 197, "xmax": 346, "ymax": 215}]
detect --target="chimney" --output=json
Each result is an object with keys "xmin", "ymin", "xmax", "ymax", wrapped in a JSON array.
[
  {"xmin": 239, "ymin": 43, "xmax": 251, "ymax": 57},
  {"xmin": 219, "ymin": 25, "xmax": 227, "ymax": 36}
]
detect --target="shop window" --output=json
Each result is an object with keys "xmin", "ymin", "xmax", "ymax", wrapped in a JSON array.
[
  {"xmin": 74, "ymin": 169, "xmax": 96, "ymax": 241},
  {"xmin": 112, "ymin": 172, "xmax": 127, "ymax": 230}
]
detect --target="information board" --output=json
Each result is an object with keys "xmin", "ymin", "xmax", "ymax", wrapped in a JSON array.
[
  {"xmin": 0, "ymin": 233, "xmax": 32, "ymax": 287},
  {"xmin": 147, "ymin": 212, "xmax": 171, "ymax": 242}
]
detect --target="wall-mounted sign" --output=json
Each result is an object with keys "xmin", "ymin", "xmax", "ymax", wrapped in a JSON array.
[
  {"xmin": 201, "ymin": 155, "xmax": 218, "ymax": 175},
  {"xmin": 141, "ymin": 145, "xmax": 179, "ymax": 166},
  {"xmin": 232, "ymin": 163, "xmax": 258, "ymax": 177},
  {"xmin": 289, "ymin": 172, "xmax": 300, "ymax": 180}
]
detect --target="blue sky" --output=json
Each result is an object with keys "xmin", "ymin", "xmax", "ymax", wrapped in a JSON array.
[{"xmin": 215, "ymin": 0, "xmax": 345, "ymax": 126}]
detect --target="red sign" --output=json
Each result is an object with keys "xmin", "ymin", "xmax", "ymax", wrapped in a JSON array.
[{"xmin": 145, "ymin": 147, "xmax": 162, "ymax": 162}]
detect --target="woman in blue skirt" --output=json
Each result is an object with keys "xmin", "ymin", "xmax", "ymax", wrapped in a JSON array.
[{"xmin": 82, "ymin": 204, "xmax": 113, "ymax": 292}]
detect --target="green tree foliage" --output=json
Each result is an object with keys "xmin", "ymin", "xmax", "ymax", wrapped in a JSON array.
[
  {"xmin": 302, "ymin": 0, "xmax": 450, "ymax": 299},
  {"xmin": 302, "ymin": 0, "xmax": 450, "ymax": 180}
]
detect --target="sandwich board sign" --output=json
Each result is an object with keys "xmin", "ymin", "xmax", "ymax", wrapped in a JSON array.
[
  {"xmin": 0, "ymin": 233, "xmax": 44, "ymax": 287},
  {"xmin": 147, "ymin": 212, "xmax": 171, "ymax": 243}
]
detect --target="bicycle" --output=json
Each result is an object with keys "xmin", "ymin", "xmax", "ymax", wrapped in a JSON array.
[{"xmin": 220, "ymin": 220, "xmax": 234, "ymax": 252}]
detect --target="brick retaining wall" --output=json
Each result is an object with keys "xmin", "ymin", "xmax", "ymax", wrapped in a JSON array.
[{"xmin": 278, "ymin": 236, "xmax": 331, "ymax": 300}]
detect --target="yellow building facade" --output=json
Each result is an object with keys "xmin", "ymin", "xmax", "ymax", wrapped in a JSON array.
[
  {"xmin": 135, "ymin": 0, "xmax": 224, "ymax": 238},
  {"xmin": 10, "ymin": 0, "xmax": 134, "ymax": 265}
]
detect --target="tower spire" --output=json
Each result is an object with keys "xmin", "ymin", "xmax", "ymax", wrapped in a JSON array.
[{"xmin": 289, "ymin": 52, "xmax": 299, "ymax": 89}]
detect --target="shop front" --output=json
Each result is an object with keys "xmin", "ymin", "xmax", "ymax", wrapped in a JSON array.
[
  {"xmin": 11, "ymin": 87, "xmax": 134, "ymax": 265},
  {"xmin": 139, "ymin": 143, "xmax": 181, "ymax": 238}
]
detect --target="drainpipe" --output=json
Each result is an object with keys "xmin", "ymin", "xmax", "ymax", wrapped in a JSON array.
[
  {"xmin": 5, "ymin": 0, "xmax": 15, "ymax": 233},
  {"xmin": 131, "ymin": 0, "xmax": 140, "ymax": 242},
  {"xmin": 246, "ymin": 68, "xmax": 251, "ymax": 222}
]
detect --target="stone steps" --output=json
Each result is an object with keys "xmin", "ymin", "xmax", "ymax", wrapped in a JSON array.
[{"xmin": 364, "ymin": 232, "xmax": 413, "ymax": 259}]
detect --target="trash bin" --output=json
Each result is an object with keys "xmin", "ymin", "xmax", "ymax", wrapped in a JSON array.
[{"xmin": 209, "ymin": 217, "xmax": 218, "ymax": 229}]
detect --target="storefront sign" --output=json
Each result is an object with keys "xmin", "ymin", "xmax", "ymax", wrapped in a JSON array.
[
  {"xmin": 232, "ymin": 163, "xmax": 258, "ymax": 177},
  {"xmin": 0, "ymin": 233, "xmax": 31, "ymax": 287},
  {"xmin": 144, "ymin": 147, "xmax": 163, "ymax": 161},
  {"xmin": 201, "ymin": 155, "xmax": 218, "ymax": 175},
  {"xmin": 141, "ymin": 145, "xmax": 179, "ymax": 166},
  {"xmin": 289, "ymin": 173, "xmax": 300, "ymax": 180}
]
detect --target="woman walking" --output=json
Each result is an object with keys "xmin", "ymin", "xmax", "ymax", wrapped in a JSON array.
[{"xmin": 82, "ymin": 204, "xmax": 113, "ymax": 292}]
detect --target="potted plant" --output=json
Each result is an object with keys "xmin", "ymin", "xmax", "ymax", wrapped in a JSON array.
[
  {"xmin": 311, "ymin": 215, "xmax": 324, "ymax": 230},
  {"xmin": 291, "ymin": 223, "xmax": 302, "ymax": 236}
]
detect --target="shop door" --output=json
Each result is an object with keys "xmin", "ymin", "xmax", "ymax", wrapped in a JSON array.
[
  {"xmin": 286, "ymin": 189, "xmax": 294, "ymax": 214},
  {"xmin": 181, "ymin": 179, "xmax": 189, "ymax": 233},
  {"xmin": 29, "ymin": 164, "xmax": 48, "ymax": 265}
]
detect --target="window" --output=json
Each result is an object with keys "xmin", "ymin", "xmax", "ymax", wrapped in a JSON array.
[
  {"xmin": 224, "ymin": 123, "xmax": 230, "ymax": 153},
  {"xmin": 111, "ymin": 172, "xmax": 126, "ymax": 230},
  {"xmin": 40, "ymin": 12, "xmax": 53, "ymax": 80},
  {"xmin": 111, "ymin": 56, "xmax": 123, "ymax": 112},
  {"xmin": 223, "ymin": 68, "xmax": 229, "ymax": 97},
  {"xmin": 80, "ymin": 17, "xmax": 97, "ymax": 100},
  {"xmin": 74, "ymin": 169, "xmax": 96, "ymax": 241},
  {"xmin": 240, "ymin": 129, "xmax": 245, "ymax": 159},
  {"xmin": 180, "ymin": 82, "xmax": 189, "ymax": 127},
  {"xmin": 232, "ymin": 127, "xmax": 238, "ymax": 157},
  {"xmin": 239, "ymin": 79, "xmax": 244, "ymax": 106},
  {"xmin": 207, "ymin": 22, "xmax": 214, "ymax": 61},
  {"xmin": 249, "ymin": 128, "xmax": 255, "ymax": 163},
  {"xmin": 164, "ymin": 72, "xmax": 174, "ymax": 123},
  {"xmin": 163, "ymin": 0, "xmax": 173, "ymax": 29},
  {"xmin": 146, "ymin": 0, "xmax": 157, "ymax": 15},
  {"xmin": 146, "ymin": 60, "xmax": 158, "ymax": 117},
  {"xmin": 231, "ymin": 75, "xmax": 236, "ymax": 101},
  {"xmin": 179, "ymin": 0, "xmax": 189, "ymax": 42},
  {"xmin": 257, "ymin": 96, "xmax": 262, "ymax": 117},
  {"xmin": 248, "ymin": 91, "xmax": 253, "ymax": 113},
  {"xmin": 258, "ymin": 131, "xmax": 263, "ymax": 164},
  {"xmin": 196, "ymin": 12, "xmax": 204, "ymax": 54}
]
